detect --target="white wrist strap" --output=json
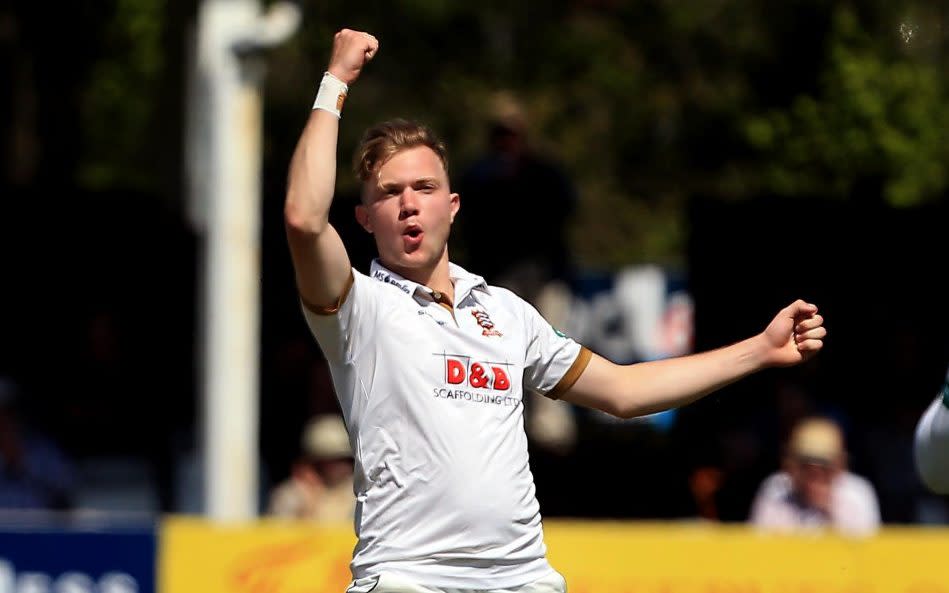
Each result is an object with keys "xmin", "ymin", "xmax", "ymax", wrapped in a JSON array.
[{"xmin": 312, "ymin": 72, "xmax": 348, "ymax": 118}]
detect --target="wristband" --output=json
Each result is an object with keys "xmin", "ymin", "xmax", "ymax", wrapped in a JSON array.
[
  {"xmin": 312, "ymin": 72, "xmax": 348, "ymax": 118},
  {"xmin": 941, "ymin": 381, "xmax": 948, "ymax": 409}
]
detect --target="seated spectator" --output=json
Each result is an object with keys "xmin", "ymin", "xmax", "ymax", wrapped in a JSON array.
[
  {"xmin": 750, "ymin": 416, "xmax": 880, "ymax": 536},
  {"xmin": 0, "ymin": 378, "xmax": 76, "ymax": 510},
  {"xmin": 268, "ymin": 414, "xmax": 354, "ymax": 522}
]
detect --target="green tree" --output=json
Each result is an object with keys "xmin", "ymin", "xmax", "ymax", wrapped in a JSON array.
[{"xmin": 744, "ymin": 4, "xmax": 949, "ymax": 207}]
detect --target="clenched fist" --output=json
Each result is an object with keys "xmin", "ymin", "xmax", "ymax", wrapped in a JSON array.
[
  {"xmin": 327, "ymin": 29, "xmax": 379, "ymax": 86},
  {"xmin": 760, "ymin": 299, "xmax": 826, "ymax": 367}
]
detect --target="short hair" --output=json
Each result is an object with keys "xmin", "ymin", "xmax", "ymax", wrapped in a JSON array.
[{"xmin": 353, "ymin": 119, "xmax": 450, "ymax": 183}]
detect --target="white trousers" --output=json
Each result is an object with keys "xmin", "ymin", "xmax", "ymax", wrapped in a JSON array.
[{"xmin": 345, "ymin": 571, "xmax": 567, "ymax": 593}]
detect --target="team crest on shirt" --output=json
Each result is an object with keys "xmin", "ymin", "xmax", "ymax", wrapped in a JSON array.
[{"xmin": 472, "ymin": 309, "xmax": 502, "ymax": 337}]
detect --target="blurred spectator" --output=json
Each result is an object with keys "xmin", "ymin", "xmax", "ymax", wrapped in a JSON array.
[
  {"xmin": 750, "ymin": 417, "xmax": 880, "ymax": 536},
  {"xmin": 458, "ymin": 91, "xmax": 577, "ymax": 305},
  {"xmin": 268, "ymin": 414, "xmax": 354, "ymax": 522},
  {"xmin": 710, "ymin": 380, "xmax": 819, "ymax": 521},
  {"xmin": 0, "ymin": 378, "xmax": 76, "ymax": 510},
  {"xmin": 689, "ymin": 466, "xmax": 724, "ymax": 521}
]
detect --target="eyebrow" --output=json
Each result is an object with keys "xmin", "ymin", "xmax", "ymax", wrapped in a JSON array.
[
  {"xmin": 379, "ymin": 181, "xmax": 403, "ymax": 192},
  {"xmin": 378, "ymin": 177, "xmax": 440, "ymax": 191}
]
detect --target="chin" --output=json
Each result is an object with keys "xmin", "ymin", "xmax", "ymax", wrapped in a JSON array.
[
  {"xmin": 409, "ymin": 249, "xmax": 445, "ymax": 268},
  {"xmin": 404, "ymin": 254, "xmax": 437, "ymax": 269},
  {"xmin": 382, "ymin": 250, "xmax": 424, "ymax": 269}
]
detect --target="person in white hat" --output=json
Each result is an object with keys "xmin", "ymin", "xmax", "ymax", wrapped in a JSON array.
[
  {"xmin": 914, "ymin": 364, "xmax": 949, "ymax": 494},
  {"xmin": 750, "ymin": 417, "xmax": 880, "ymax": 536},
  {"xmin": 268, "ymin": 414, "xmax": 355, "ymax": 522}
]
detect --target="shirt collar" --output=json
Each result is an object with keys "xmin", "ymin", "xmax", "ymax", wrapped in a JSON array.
[{"xmin": 369, "ymin": 259, "xmax": 490, "ymax": 305}]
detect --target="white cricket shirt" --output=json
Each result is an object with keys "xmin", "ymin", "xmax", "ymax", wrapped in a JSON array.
[
  {"xmin": 914, "ymin": 365, "xmax": 949, "ymax": 494},
  {"xmin": 302, "ymin": 260, "xmax": 591, "ymax": 589}
]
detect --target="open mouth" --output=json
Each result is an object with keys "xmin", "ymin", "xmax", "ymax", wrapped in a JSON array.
[{"xmin": 402, "ymin": 225, "xmax": 424, "ymax": 248}]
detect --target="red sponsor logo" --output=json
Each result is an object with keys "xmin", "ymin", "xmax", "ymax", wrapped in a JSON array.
[
  {"xmin": 472, "ymin": 309, "xmax": 502, "ymax": 337},
  {"xmin": 445, "ymin": 357, "xmax": 511, "ymax": 391}
]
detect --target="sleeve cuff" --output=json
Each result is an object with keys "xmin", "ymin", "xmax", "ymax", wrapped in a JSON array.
[
  {"xmin": 546, "ymin": 346, "xmax": 593, "ymax": 400},
  {"xmin": 300, "ymin": 270, "xmax": 355, "ymax": 315}
]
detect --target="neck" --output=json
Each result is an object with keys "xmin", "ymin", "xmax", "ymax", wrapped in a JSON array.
[{"xmin": 384, "ymin": 249, "xmax": 454, "ymax": 300}]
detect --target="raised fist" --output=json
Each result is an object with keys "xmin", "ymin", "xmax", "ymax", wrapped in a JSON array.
[{"xmin": 327, "ymin": 29, "xmax": 379, "ymax": 85}]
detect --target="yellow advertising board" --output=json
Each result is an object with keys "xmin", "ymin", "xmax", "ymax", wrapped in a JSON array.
[
  {"xmin": 161, "ymin": 519, "xmax": 949, "ymax": 593},
  {"xmin": 545, "ymin": 522, "xmax": 949, "ymax": 593},
  {"xmin": 160, "ymin": 517, "xmax": 356, "ymax": 593}
]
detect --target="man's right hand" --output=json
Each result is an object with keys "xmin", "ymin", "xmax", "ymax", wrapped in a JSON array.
[
  {"xmin": 327, "ymin": 29, "xmax": 379, "ymax": 85},
  {"xmin": 284, "ymin": 30, "xmax": 374, "ymax": 313}
]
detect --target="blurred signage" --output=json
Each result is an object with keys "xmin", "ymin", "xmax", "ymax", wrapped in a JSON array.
[
  {"xmin": 160, "ymin": 518, "xmax": 354, "ymax": 593},
  {"xmin": 562, "ymin": 265, "xmax": 693, "ymax": 365},
  {"xmin": 0, "ymin": 524, "xmax": 155, "ymax": 593},
  {"xmin": 546, "ymin": 522, "xmax": 949, "ymax": 593},
  {"xmin": 558, "ymin": 265, "xmax": 693, "ymax": 431},
  {"xmin": 160, "ymin": 520, "xmax": 949, "ymax": 593}
]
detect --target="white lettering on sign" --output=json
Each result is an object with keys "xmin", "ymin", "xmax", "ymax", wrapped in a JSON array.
[{"xmin": 0, "ymin": 562, "xmax": 137, "ymax": 593}]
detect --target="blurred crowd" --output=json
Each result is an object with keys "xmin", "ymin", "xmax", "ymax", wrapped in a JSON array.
[{"xmin": 1, "ymin": 95, "xmax": 946, "ymax": 531}]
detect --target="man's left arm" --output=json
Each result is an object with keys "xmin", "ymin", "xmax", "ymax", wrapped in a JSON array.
[{"xmin": 562, "ymin": 300, "xmax": 825, "ymax": 418}]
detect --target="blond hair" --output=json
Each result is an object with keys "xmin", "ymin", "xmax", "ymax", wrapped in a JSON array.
[{"xmin": 353, "ymin": 119, "xmax": 449, "ymax": 183}]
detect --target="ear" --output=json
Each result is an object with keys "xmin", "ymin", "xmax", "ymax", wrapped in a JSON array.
[
  {"xmin": 355, "ymin": 204, "xmax": 372, "ymax": 233},
  {"xmin": 449, "ymin": 192, "xmax": 460, "ymax": 225}
]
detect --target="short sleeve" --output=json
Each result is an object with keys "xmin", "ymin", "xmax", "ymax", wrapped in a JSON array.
[
  {"xmin": 302, "ymin": 268, "xmax": 379, "ymax": 365},
  {"xmin": 520, "ymin": 296, "xmax": 591, "ymax": 399}
]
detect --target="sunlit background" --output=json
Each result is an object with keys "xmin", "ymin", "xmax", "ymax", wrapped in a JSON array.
[{"xmin": 1, "ymin": 1, "xmax": 948, "ymax": 592}]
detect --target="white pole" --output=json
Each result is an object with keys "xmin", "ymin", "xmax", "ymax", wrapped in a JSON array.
[{"xmin": 188, "ymin": 0, "xmax": 299, "ymax": 521}]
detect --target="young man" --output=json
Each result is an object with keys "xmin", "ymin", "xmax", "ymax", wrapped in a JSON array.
[
  {"xmin": 914, "ymin": 365, "xmax": 949, "ymax": 494},
  {"xmin": 284, "ymin": 29, "xmax": 827, "ymax": 593}
]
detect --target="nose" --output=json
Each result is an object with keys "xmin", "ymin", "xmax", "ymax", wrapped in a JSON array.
[{"xmin": 399, "ymin": 189, "xmax": 419, "ymax": 220}]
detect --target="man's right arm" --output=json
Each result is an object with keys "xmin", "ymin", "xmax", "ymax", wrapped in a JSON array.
[{"xmin": 284, "ymin": 30, "xmax": 378, "ymax": 310}]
